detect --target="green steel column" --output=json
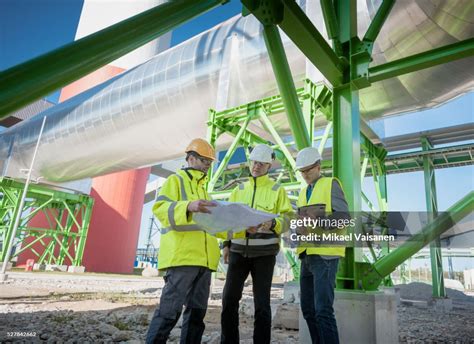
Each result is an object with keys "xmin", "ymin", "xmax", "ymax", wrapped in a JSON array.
[
  {"xmin": 0, "ymin": 188, "xmax": 22, "ymax": 262},
  {"xmin": 333, "ymin": 86, "xmax": 362, "ymax": 211},
  {"xmin": 302, "ymin": 82, "xmax": 315, "ymax": 143},
  {"xmin": 75, "ymin": 198, "xmax": 94, "ymax": 266},
  {"xmin": 206, "ymin": 109, "xmax": 219, "ymax": 188},
  {"xmin": 0, "ymin": 0, "xmax": 226, "ymax": 118},
  {"xmin": 333, "ymin": 0, "xmax": 360, "ymax": 210},
  {"xmin": 262, "ymin": 25, "xmax": 311, "ymax": 149},
  {"xmin": 369, "ymin": 158, "xmax": 388, "ymax": 211},
  {"xmin": 373, "ymin": 157, "xmax": 392, "ymax": 285},
  {"xmin": 56, "ymin": 208, "xmax": 68, "ymax": 265},
  {"xmin": 422, "ymin": 137, "xmax": 446, "ymax": 298},
  {"xmin": 333, "ymin": 0, "xmax": 361, "ymax": 290}
]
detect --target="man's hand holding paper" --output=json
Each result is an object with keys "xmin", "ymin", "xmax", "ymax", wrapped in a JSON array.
[{"xmin": 193, "ymin": 201, "xmax": 277, "ymax": 234}]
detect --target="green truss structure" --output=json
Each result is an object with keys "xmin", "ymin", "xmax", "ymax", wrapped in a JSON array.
[
  {"xmin": 0, "ymin": 0, "xmax": 472, "ymax": 292},
  {"xmin": 0, "ymin": 178, "xmax": 94, "ymax": 266}
]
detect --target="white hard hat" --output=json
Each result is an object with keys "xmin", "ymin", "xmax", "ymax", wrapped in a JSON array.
[
  {"xmin": 295, "ymin": 147, "xmax": 322, "ymax": 170},
  {"xmin": 249, "ymin": 144, "xmax": 274, "ymax": 163}
]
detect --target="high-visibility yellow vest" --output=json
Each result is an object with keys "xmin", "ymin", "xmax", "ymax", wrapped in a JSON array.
[
  {"xmin": 228, "ymin": 174, "xmax": 293, "ymax": 243},
  {"xmin": 153, "ymin": 169, "xmax": 220, "ymax": 270},
  {"xmin": 296, "ymin": 177, "xmax": 346, "ymax": 257}
]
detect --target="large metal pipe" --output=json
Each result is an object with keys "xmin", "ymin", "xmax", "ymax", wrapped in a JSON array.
[
  {"xmin": 0, "ymin": 0, "xmax": 226, "ymax": 118},
  {"xmin": 362, "ymin": 191, "xmax": 474, "ymax": 290},
  {"xmin": 0, "ymin": 0, "xmax": 472, "ymax": 184}
]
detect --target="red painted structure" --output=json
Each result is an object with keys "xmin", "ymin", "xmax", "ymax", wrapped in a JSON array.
[{"xmin": 18, "ymin": 67, "xmax": 150, "ymax": 273}]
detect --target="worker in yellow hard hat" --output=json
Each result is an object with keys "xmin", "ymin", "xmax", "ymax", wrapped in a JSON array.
[{"xmin": 146, "ymin": 138, "xmax": 220, "ymax": 344}]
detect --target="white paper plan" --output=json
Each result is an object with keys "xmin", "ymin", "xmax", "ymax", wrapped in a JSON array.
[{"xmin": 193, "ymin": 201, "xmax": 277, "ymax": 234}]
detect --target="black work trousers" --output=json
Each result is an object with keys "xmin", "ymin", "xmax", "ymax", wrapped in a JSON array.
[{"xmin": 221, "ymin": 251, "xmax": 276, "ymax": 344}]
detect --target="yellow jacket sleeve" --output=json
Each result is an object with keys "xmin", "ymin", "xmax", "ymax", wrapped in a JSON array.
[
  {"xmin": 273, "ymin": 186, "xmax": 293, "ymax": 235},
  {"xmin": 152, "ymin": 175, "xmax": 192, "ymax": 229}
]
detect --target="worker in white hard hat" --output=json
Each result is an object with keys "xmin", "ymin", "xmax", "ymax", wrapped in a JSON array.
[
  {"xmin": 294, "ymin": 147, "xmax": 349, "ymax": 344},
  {"xmin": 146, "ymin": 138, "xmax": 220, "ymax": 344},
  {"xmin": 220, "ymin": 144, "xmax": 292, "ymax": 344}
]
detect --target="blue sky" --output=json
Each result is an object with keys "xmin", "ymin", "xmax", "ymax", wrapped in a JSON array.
[
  {"xmin": 0, "ymin": 0, "xmax": 84, "ymax": 103},
  {"xmin": 1, "ymin": 1, "xmax": 472, "ymax": 270}
]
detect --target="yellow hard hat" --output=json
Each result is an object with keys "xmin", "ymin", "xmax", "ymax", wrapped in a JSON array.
[{"xmin": 185, "ymin": 138, "xmax": 216, "ymax": 160}]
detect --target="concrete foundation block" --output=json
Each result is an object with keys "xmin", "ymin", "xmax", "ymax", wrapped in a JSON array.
[
  {"xmin": 300, "ymin": 290, "xmax": 399, "ymax": 344},
  {"xmin": 33, "ymin": 263, "xmax": 46, "ymax": 271},
  {"xmin": 67, "ymin": 266, "xmax": 85, "ymax": 273},
  {"xmin": 273, "ymin": 303, "xmax": 299, "ymax": 330},
  {"xmin": 45, "ymin": 264, "xmax": 68, "ymax": 272},
  {"xmin": 283, "ymin": 281, "xmax": 300, "ymax": 304},
  {"xmin": 429, "ymin": 297, "xmax": 453, "ymax": 312},
  {"xmin": 142, "ymin": 267, "xmax": 159, "ymax": 277},
  {"xmin": 380, "ymin": 286, "xmax": 401, "ymax": 306}
]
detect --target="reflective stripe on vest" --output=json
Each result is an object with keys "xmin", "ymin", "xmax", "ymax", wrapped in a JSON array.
[
  {"xmin": 156, "ymin": 195, "xmax": 173, "ymax": 202},
  {"xmin": 160, "ymin": 224, "xmax": 203, "ymax": 234},
  {"xmin": 175, "ymin": 174, "xmax": 188, "ymax": 200},
  {"xmin": 168, "ymin": 202, "xmax": 177, "ymax": 228},
  {"xmin": 232, "ymin": 238, "xmax": 280, "ymax": 246}
]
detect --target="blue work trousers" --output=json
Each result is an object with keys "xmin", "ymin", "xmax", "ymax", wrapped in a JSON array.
[
  {"xmin": 300, "ymin": 254, "xmax": 340, "ymax": 344},
  {"xmin": 146, "ymin": 266, "xmax": 211, "ymax": 344}
]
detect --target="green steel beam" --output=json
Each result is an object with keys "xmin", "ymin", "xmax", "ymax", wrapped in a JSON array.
[
  {"xmin": 262, "ymin": 25, "xmax": 311, "ymax": 149},
  {"xmin": 369, "ymin": 38, "xmax": 474, "ymax": 83},
  {"xmin": 279, "ymin": 0, "xmax": 345, "ymax": 86},
  {"xmin": 361, "ymin": 134, "xmax": 387, "ymax": 161},
  {"xmin": 422, "ymin": 137, "xmax": 446, "ymax": 298},
  {"xmin": 208, "ymin": 116, "xmax": 252, "ymax": 192},
  {"xmin": 259, "ymin": 110, "xmax": 297, "ymax": 170},
  {"xmin": 362, "ymin": 191, "xmax": 473, "ymax": 290},
  {"xmin": 242, "ymin": 0, "xmax": 344, "ymax": 86},
  {"xmin": 320, "ymin": 0, "xmax": 339, "ymax": 39},
  {"xmin": 363, "ymin": 0, "xmax": 395, "ymax": 43},
  {"xmin": 385, "ymin": 143, "xmax": 474, "ymax": 174},
  {"xmin": 0, "ymin": 0, "xmax": 226, "ymax": 118}
]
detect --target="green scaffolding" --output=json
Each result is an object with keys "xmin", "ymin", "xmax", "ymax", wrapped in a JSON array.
[
  {"xmin": 0, "ymin": 0, "xmax": 472, "ymax": 290},
  {"xmin": 0, "ymin": 177, "xmax": 94, "ymax": 266},
  {"xmin": 206, "ymin": 79, "xmax": 334, "ymax": 280},
  {"xmin": 205, "ymin": 78, "xmax": 401, "ymax": 285}
]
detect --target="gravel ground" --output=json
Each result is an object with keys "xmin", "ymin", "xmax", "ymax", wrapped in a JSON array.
[
  {"xmin": 1, "ymin": 273, "xmax": 473, "ymax": 343},
  {"xmin": 396, "ymin": 283, "xmax": 474, "ymax": 344}
]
